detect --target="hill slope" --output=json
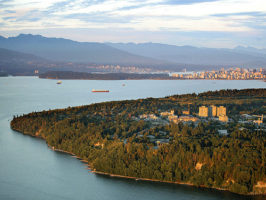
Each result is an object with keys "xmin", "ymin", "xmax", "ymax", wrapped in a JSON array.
[{"xmin": 0, "ymin": 48, "xmax": 48, "ymax": 75}]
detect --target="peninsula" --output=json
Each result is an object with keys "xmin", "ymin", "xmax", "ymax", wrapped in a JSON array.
[
  {"xmin": 39, "ymin": 71, "xmax": 171, "ymax": 80},
  {"xmin": 11, "ymin": 89, "xmax": 266, "ymax": 195}
]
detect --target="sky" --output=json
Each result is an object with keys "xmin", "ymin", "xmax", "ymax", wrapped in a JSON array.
[{"xmin": 0, "ymin": 0, "xmax": 266, "ymax": 48}]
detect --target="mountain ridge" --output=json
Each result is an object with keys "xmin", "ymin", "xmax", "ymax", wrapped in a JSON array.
[
  {"xmin": 106, "ymin": 42, "xmax": 266, "ymax": 66},
  {"xmin": 0, "ymin": 34, "xmax": 265, "ymax": 72},
  {"xmin": 0, "ymin": 34, "xmax": 170, "ymax": 66}
]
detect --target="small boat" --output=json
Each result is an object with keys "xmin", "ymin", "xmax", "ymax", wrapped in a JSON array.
[
  {"xmin": 122, "ymin": 84, "xmax": 126, "ymax": 86},
  {"xmin": 92, "ymin": 89, "xmax": 109, "ymax": 92},
  {"xmin": 57, "ymin": 81, "xmax": 62, "ymax": 84}
]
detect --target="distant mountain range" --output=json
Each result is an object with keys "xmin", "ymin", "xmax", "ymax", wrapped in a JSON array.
[
  {"xmin": 0, "ymin": 34, "xmax": 265, "ymax": 75},
  {"xmin": 107, "ymin": 43, "xmax": 266, "ymax": 66},
  {"xmin": 0, "ymin": 34, "xmax": 165, "ymax": 66}
]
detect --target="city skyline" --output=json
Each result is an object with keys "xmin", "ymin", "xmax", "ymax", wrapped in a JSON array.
[{"xmin": 0, "ymin": 0, "xmax": 266, "ymax": 48}]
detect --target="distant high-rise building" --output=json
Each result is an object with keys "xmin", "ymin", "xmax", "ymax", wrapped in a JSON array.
[
  {"xmin": 199, "ymin": 106, "xmax": 208, "ymax": 117},
  {"xmin": 217, "ymin": 106, "xmax": 226, "ymax": 117},
  {"xmin": 199, "ymin": 105, "xmax": 228, "ymax": 120}
]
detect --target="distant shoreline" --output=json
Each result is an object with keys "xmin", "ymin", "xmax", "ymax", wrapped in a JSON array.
[{"xmin": 38, "ymin": 71, "xmax": 265, "ymax": 81}]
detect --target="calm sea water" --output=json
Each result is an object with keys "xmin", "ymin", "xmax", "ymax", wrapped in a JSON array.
[{"xmin": 0, "ymin": 76, "xmax": 265, "ymax": 200}]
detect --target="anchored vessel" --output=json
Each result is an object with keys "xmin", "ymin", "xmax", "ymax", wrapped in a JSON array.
[
  {"xmin": 56, "ymin": 80, "xmax": 62, "ymax": 84},
  {"xmin": 92, "ymin": 89, "xmax": 109, "ymax": 92}
]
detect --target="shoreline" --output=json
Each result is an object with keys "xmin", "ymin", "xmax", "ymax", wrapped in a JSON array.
[
  {"xmin": 91, "ymin": 170, "xmax": 197, "ymax": 186},
  {"xmin": 46, "ymin": 143, "xmax": 266, "ymax": 196},
  {"xmin": 49, "ymin": 146, "xmax": 90, "ymax": 165},
  {"xmin": 91, "ymin": 171, "xmax": 265, "ymax": 196},
  {"xmin": 10, "ymin": 128, "xmax": 265, "ymax": 197}
]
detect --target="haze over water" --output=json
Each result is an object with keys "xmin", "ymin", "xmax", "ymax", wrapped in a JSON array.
[{"xmin": 0, "ymin": 77, "xmax": 265, "ymax": 200}]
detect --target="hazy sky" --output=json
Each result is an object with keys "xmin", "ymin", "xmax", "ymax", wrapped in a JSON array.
[{"xmin": 0, "ymin": 0, "xmax": 266, "ymax": 48}]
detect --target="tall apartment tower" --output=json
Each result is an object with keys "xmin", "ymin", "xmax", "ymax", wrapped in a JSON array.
[
  {"xmin": 199, "ymin": 106, "xmax": 208, "ymax": 117},
  {"xmin": 217, "ymin": 106, "xmax": 226, "ymax": 117}
]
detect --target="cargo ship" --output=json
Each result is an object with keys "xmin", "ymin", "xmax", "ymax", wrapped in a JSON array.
[{"xmin": 92, "ymin": 89, "xmax": 109, "ymax": 92}]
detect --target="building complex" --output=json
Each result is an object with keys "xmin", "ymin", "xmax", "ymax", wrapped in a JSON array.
[
  {"xmin": 172, "ymin": 68, "xmax": 265, "ymax": 80},
  {"xmin": 199, "ymin": 105, "xmax": 228, "ymax": 122}
]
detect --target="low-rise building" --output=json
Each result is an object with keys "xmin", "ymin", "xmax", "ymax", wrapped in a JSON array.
[
  {"xmin": 218, "ymin": 129, "xmax": 228, "ymax": 135},
  {"xmin": 219, "ymin": 115, "xmax": 228, "ymax": 122},
  {"xmin": 241, "ymin": 114, "xmax": 254, "ymax": 120},
  {"xmin": 161, "ymin": 110, "xmax": 175, "ymax": 117},
  {"xmin": 253, "ymin": 115, "xmax": 263, "ymax": 125},
  {"xmin": 178, "ymin": 116, "xmax": 199, "ymax": 122},
  {"xmin": 182, "ymin": 110, "xmax": 190, "ymax": 115},
  {"xmin": 139, "ymin": 114, "xmax": 158, "ymax": 120},
  {"xmin": 168, "ymin": 115, "xmax": 178, "ymax": 123},
  {"xmin": 156, "ymin": 139, "xmax": 170, "ymax": 146}
]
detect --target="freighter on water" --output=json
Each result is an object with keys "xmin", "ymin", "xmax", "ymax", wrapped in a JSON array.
[{"xmin": 92, "ymin": 89, "xmax": 109, "ymax": 92}]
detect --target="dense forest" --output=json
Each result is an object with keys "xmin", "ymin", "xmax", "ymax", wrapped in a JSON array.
[
  {"xmin": 39, "ymin": 71, "xmax": 172, "ymax": 80},
  {"xmin": 11, "ymin": 89, "xmax": 266, "ymax": 195}
]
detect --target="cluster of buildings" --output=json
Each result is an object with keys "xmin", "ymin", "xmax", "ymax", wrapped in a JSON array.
[
  {"xmin": 165, "ymin": 112, "xmax": 199, "ymax": 124},
  {"xmin": 139, "ymin": 114, "xmax": 158, "ymax": 120},
  {"xmin": 137, "ymin": 105, "xmax": 230, "ymax": 125},
  {"xmin": 137, "ymin": 104, "xmax": 265, "ymax": 128},
  {"xmin": 199, "ymin": 105, "xmax": 228, "ymax": 122},
  {"xmin": 97, "ymin": 65, "xmax": 158, "ymax": 73},
  {"xmin": 171, "ymin": 68, "xmax": 265, "ymax": 80},
  {"xmin": 240, "ymin": 114, "xmax": 264, "ymax": 126},
  {"xmin": 139, "ymin": 111, "xmax": 199, "ymax": 124},
  {"xmin": 135, "ymin": 105, "xmax": 264, "ymax": 144},
  {"xmin": 160, "ymin": 110, "xmax": 199, "ymax": 123},
  {"xmin": 139, "ymin": 109, "xmax": 200, "ymax": 124}
]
